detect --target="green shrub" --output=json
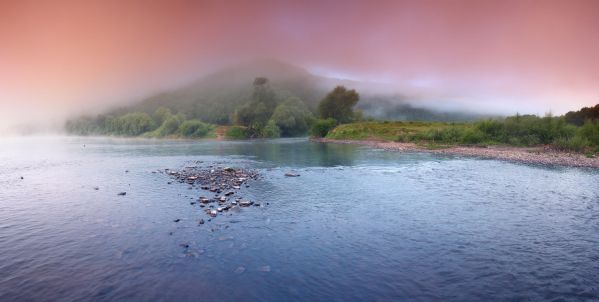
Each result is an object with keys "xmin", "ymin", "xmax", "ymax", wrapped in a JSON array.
[
  {"xmin": 150, "ymin": 115, "xmax": 185, "ymax": 137},
  {"xmin": 462, "ymin": 128, "xmax": 485, "ymax": 144},
  {"xmin": 178, "ymin": 119, "xmax": 213, "ymax": 138},
  {"xmin": 225, "ymin": 126, "xmax": 249, "ymax": 139},
  {"xmin": 311, "ymin": 118, "xmax": 337, "ymax": 137},
  {"xmin": 553, "ymin": 136, "xmax": 589, "ymax": 152},
  {"xmin": 105, "ymin": 112, "xmax": 155, "ymax": 136},
  {"xmin": 262, "ymin": 120, "xmax": 281, "ymax": 138},
  {"xmin": 578, "ymin": 120, "xmax": 599, "ymax": 145}
]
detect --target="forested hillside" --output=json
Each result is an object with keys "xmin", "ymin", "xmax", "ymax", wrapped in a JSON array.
[{"xmin": 65, "ymin": 60, "xmax": 494, "ymax": 137}]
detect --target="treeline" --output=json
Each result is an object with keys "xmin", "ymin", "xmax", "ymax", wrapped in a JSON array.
[
  {"xmin": 565, "ymin": 104, "xmax": 599, "ymax": 126},
  {"xmin": 65, "ymin": 107, "xmax": 214, "ymax": 138},
  {"xmin": 229, "ymin": 78, "xmax": 362, "ymax": 138},
  {"xmin": 65, "ymin": 77, "xmax": 363, "ymax": 139}
]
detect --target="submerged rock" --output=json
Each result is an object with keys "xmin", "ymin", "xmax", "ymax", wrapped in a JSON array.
[
  {"xmin": 239, "ymin": 200, "xmax": 253, "ymax": 207},
  {"xmin": 234, "ymin": 266, "xmax": 246, "ymax": 274}
]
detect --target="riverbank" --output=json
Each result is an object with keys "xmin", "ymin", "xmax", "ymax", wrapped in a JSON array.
[{"xmin": 313, "ymin": 137, "xmax": 599, "ymax": 168}]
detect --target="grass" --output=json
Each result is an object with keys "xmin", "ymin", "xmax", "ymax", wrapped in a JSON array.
[
  {"xmin": 325, "ymin": 118, "xmax": 599, "ymax": 154},
  {"xmin": 326, "ymin": 121, "xmax": 472, "ymax": 142}
]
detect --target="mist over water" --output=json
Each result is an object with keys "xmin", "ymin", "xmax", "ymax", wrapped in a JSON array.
[{"xmin": 1, "ymin": 137, "xmax": 598, "ymax": 301}]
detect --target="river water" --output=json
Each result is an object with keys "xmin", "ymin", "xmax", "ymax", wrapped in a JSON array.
[{"xmin": 1, "ymin": 136, "xmax": 598, "ymax": 301}]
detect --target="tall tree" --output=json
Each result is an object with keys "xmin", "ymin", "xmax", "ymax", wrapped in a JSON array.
[{"xmin": 317, "ymin": 86, "xmax": 360, "ymax": 123}]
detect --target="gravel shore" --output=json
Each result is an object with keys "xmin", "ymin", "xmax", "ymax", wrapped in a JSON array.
[{"xmin": 313, "ymin": 138, "xmax": 599, "ymax": 169}]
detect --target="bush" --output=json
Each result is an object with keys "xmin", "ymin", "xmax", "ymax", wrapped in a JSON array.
[
  {"xmin": 310, "ymin": 118, "xmax": 337, "ymax": 137},
  {"xmin": 554, "ymin": 136, "xmax": 589, "ymax": 152},
  {"xmin": 462, "ymin": 128, "xmax": 485, "ymax": 144},
  {"xmin": 105, "ymin": 112, "xmax": 155, "ymax": 136},
  {"xmin": 578, "ymin": 120, "xmax": 599, "ymax": 145},
  {"xmin": 270, "ymin": 97, "xmax": 313, "ymax": 136},
  {"xmin": 225, "ymin": 126, "xmax": 249, "ymax": 139},
  {"xmin": 178, "ymin": 119, "xmax": 213, "ymax": 138},
  {"xmin": 152, "ymin": 114, "xmax": 185, "ymax": 137},
  {"xmin": 262, "ymin": 120, "xmax": 281, "ymax": 138}
]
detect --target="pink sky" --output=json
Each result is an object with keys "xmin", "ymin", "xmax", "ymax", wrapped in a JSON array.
[{"xmin": 1, "ymin": 0, "xmax": 599, "ymax": 126}]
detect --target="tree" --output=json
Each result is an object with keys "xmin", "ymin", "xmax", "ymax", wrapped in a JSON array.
[
  {"xmin": 152, "ymin": 107, "xmax": 172, "ymax": 125},
  {"xmin": 154, "ymin": 114, "xmax": 185, "ymax": 137},
  {"xmin": 270, "ymin": 97, "xmax": 314, "ymax": 136},
  {"xmin": 310, "ymin": 118, "xmax": 337, "ymax": 137},
  {"xmin": 106, "ymin": 112, "xmax": 155, "ymax": 136},
  {"xmin": 565, "ymin": 104, "xmax": 599, "ymax": 126},
  {"xmin": 262, "ymin": 120, "xmax": 281, "ymax": 138},
  {"xmin": 178, "ymin": 119, "xmax": 213, "ymax": 138},
  {"xmin": 317, "ymin": 86, "xmax": 360, "ymax": 123},
  {"xmin": 233, "ymin": 77, "xmax": 280, "ymax": 136}
]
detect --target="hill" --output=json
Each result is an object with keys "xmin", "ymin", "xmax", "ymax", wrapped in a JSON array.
[{"xmin": 106, "ymin": 59, "xmax": 492, "ymax": 124}]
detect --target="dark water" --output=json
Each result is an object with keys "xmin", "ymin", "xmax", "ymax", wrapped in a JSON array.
[{"xmin": 1, "ymin": 136, "xmax": 598, "ymax": 301}]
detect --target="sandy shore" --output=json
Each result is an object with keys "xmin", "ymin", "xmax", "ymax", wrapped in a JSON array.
[{"xmin": 312, "ymin": 138, "xmax": 599, "ymax": 169}]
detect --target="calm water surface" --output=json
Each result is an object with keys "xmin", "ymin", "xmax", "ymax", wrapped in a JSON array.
[{"xmin": 1, "ymin": 136, "xmax": 598, "ymax": 301}]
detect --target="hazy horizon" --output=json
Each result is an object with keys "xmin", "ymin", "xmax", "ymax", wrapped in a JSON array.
[{"xmin": 2, "ymin": 0, "xmax": 599, "ymax": 131}]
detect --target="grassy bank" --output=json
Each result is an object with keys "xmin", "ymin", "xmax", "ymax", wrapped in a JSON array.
[{"xmin": 325, "ymin": 116, "xmax": 599, "ymax": 154}]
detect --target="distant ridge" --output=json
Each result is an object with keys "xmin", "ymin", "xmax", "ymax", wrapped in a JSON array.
[{"xmin": 108, "ymin": 59, "xmax": 494, "ymax": 123}]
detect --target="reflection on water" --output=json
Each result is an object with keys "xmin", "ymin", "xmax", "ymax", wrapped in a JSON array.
[{"xmin": 1, "ymin": 136, "xmax": 598, "ymax": 301}]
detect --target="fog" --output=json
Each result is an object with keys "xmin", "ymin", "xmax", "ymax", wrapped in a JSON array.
[{"xmin": 2, "ymin": 0, "xmax": 598, "ymax": 133}]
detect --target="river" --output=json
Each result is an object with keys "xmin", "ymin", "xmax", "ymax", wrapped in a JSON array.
[{"xmin": 1, "ymin": 136, "xmax": 598, "ymax": 301}]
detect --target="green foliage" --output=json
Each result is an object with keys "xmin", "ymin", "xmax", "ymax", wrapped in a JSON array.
[
  {"xmin": 311, "ymin": 118, "xmax": 337, "ymax": 137},
  {"xmin": 317, "ymin": 86, "xmax": 360, "ymax": 123},
  {"xmin": 178, "ymin": 119, "xmax": 214, "ymax": 138},
  {"xmin": 225, "ymin": 126, "xmax": 249, "ymax": 139},
  {"xmin": 578, "ymin": 120, "xmax": 599, "ymax": 146},
  {"xmin": 553, "ymin": 136, "xmax": 589, "ymax": 152},
  {"xmin": 270, "ymin": 97, "xmax": 314, "ymax": 136},
  {"xmin": 262, "ymin": 120, "xmax": 281, "ymax": 138},
  {"xmin": 325, "ymin": 116, "xmax": 599, "ymax": 153},
  {"xmin": 461, "ymin": 128, "xmax": 485, "ymax": 144},
  {"xmin": 233, "ymin": 77, "xmax": 280, "ymax": 134},
  {"xmin": 232, "ymin": 78, "xmax": 315, "ymax": 137},
  {"xmin": 152, "ymin": 107, "xmax": 172, "ymax": 125},
  {"xmin": 106, "ymin": 112, "xmax": 155, "ymax": 136},
  {"xmin": 150, "ymin": 114, "xmax": 185, "ymax": 137}
]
